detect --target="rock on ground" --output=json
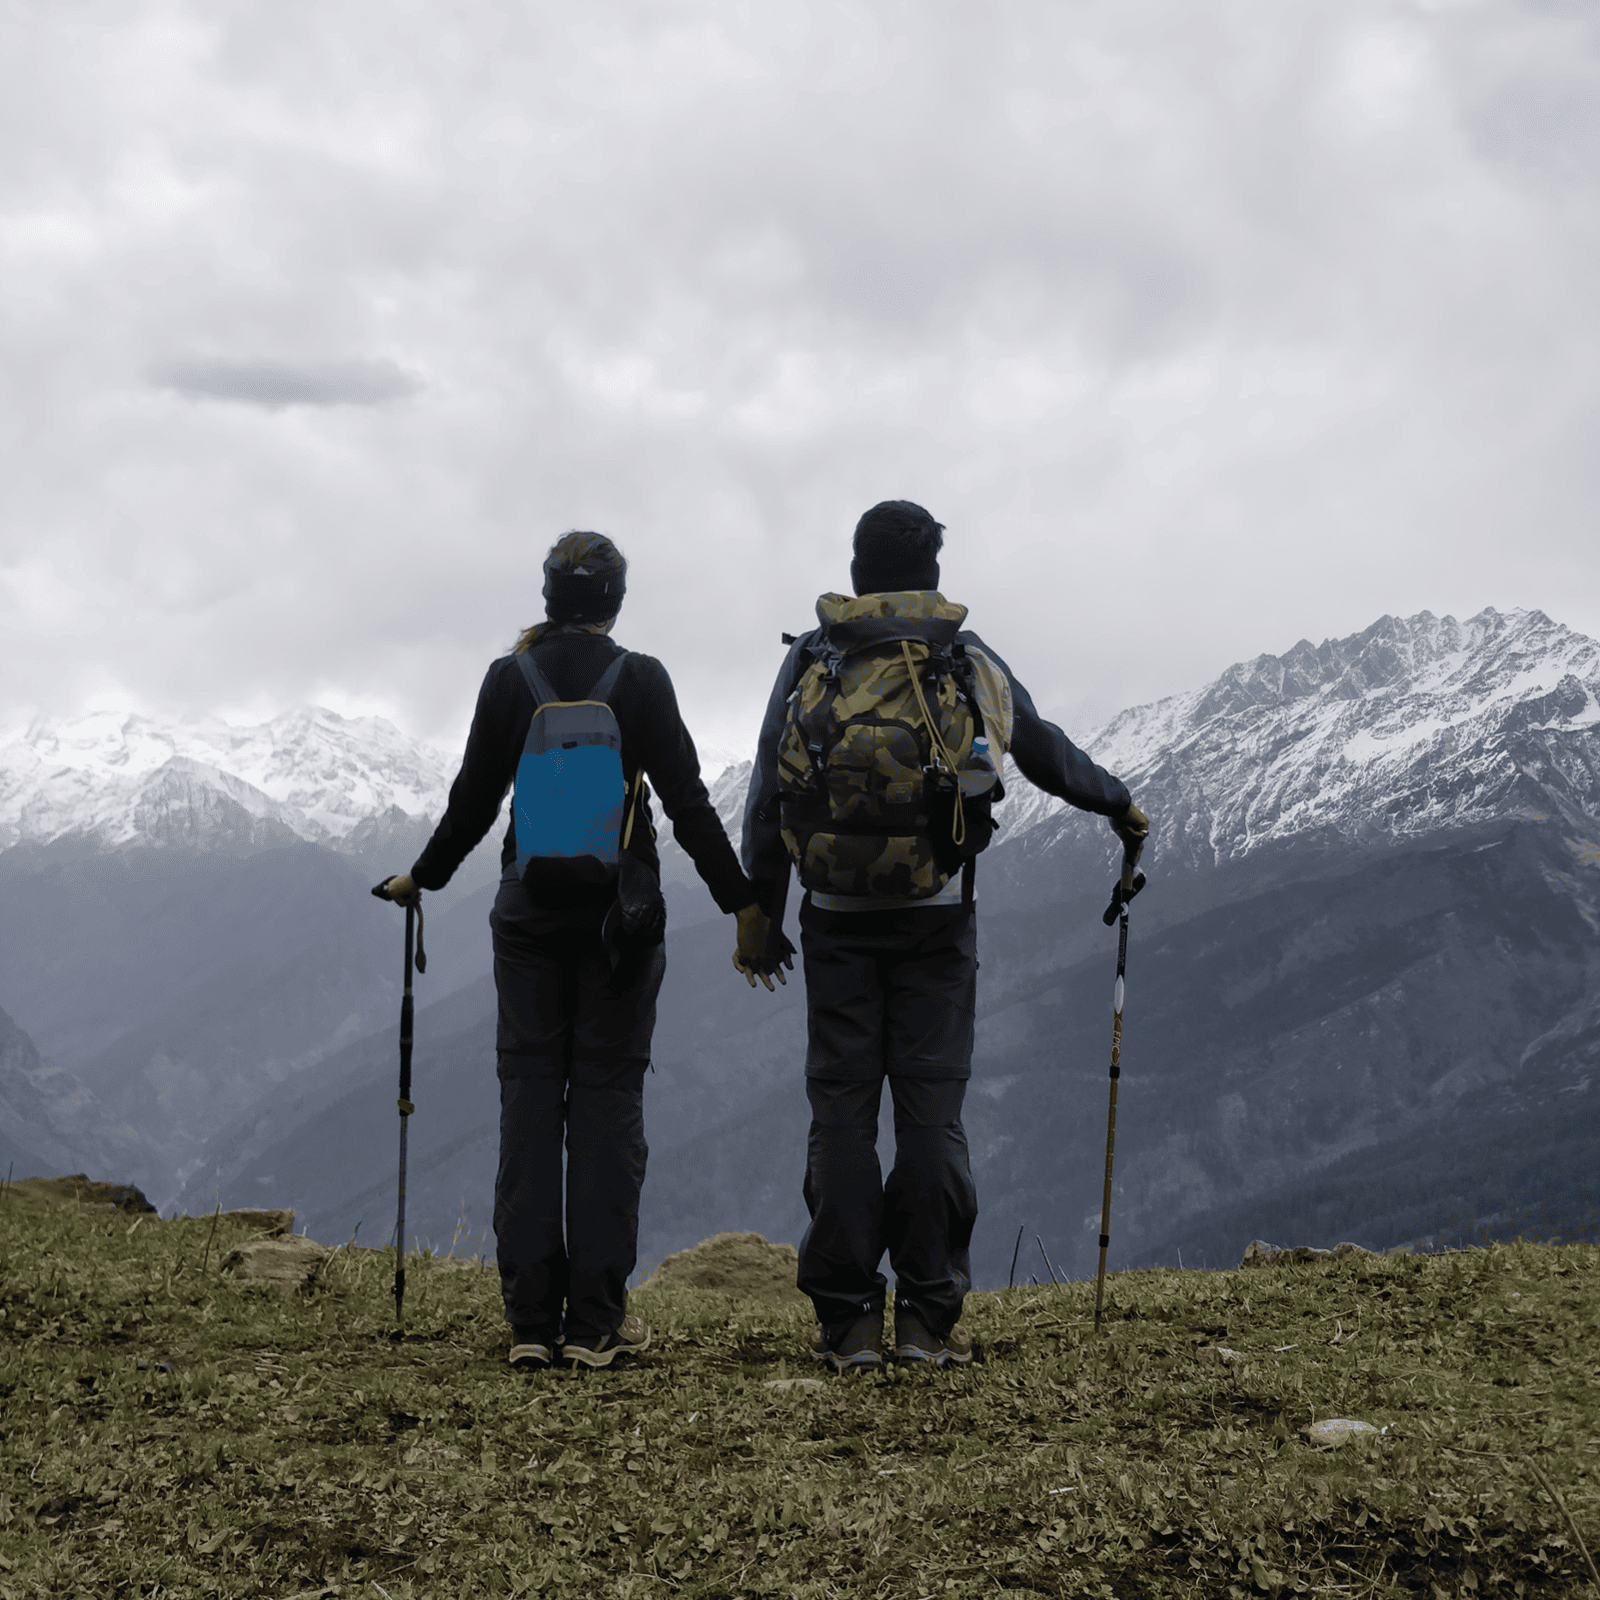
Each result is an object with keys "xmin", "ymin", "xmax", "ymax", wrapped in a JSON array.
[
  {"xmin": 221, "ymin": 1237, "xmax": 328, "ymax": 1292},
  {"xmin": 641, "ymin": 1232, "xmax": 804, "ymax": 1299},
  {"xmin": 5, "ymin": 1175, "xmax": 156, "ymax": 1213},
  {"xmin": 1240, "ymin": 1239, "xmax": 1378, "ymax": 1268},
  {"xmin": 1307, "ymin": 1418, "xmax": 1381, "ymax": 1447},
  {"xmin": 215, "ymin": 1207, "xmax": 295, "ymax": 1236}
]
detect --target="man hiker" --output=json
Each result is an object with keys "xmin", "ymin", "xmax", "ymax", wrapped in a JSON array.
[
  {"xmin": 741, "ymin": 500, "xmax": 1148, "ymax": 1369},
  {"xmin": 378, "ymin": 531, "xmax": 772, "ymax": 1370}
]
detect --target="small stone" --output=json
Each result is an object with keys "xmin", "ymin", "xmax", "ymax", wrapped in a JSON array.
[
  {"xmin": 1308, "ymin": 1418, "xmax": 1380, "ymax": 1448},
  {"xmin": 1215, "ymin": 1346, "xmax": 1243, "ymax": 1364},
  {"xmin": 220, "ymin": 1237, "xmax": 328, "ymax": 1293}
]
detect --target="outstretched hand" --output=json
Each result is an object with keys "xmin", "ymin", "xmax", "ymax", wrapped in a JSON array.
[{"xmin": 733, "ymin": 903, "xmax": 794, "ymax": 992}]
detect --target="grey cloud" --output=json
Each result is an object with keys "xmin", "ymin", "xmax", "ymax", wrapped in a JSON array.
[{"xmin": 153, "ymin": 356, "xmax": 419, "ymax": 409}]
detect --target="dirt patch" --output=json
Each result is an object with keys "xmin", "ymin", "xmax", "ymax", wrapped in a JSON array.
[
  {"xmin": 641, "ymin": 1232, "xmax": 804, "ymax": 1299},
  {"xmin": 1566, "ymin": 836, "xmax": 1600, "ymax": 868},
  {"xmin": 5, "ymin": 1175, "xmax": 156, "ymax": 1214}
]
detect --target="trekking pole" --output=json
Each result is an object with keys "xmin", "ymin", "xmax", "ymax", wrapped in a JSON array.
[
  {"xmin": 372, "ymin": 881, "xmax": 425, "ymax": 1329},
  {"xmin": 1093, "ymin": 853, "xmax": 1146, "ymax": 1335}
]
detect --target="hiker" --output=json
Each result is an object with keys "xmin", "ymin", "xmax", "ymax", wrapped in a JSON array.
[
  {"xmin": 742, "ymin": 500, "xmax": 1148, "ymax": 1370},
  {"xmin": 377, "ymin": 532, "xmax": 771, "ymax": 1370}
]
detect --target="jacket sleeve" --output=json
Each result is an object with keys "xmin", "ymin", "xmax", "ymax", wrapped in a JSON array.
[
  {"xmin": 962, "ymin": 632, "xmax": 1132, "ymax": 817},
  {"xmin": 741, "ymin": 634, "xmax": 811, "ymax": 908},
  {"xmin": 624, "ymin": 655, "xmax": 756, "ymax": 914},
  {"xmin": 410, "ymin": 660, "xmax": 520, "ymax": 891}
]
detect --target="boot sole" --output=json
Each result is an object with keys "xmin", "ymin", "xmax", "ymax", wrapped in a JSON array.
[
  {"xmin": 509, "ymin": 1343, "xmax": 553, "ymax": 1369},
  {"xmin": 562, "ymin": 1329, "xmax": 651, "ymax": 1369},
  {"xmin": 892, "ymin": 1345, "xmax": 973, "ymax": 1367},
  {"xmin": 816, "ymin": 1348, "xmax": 883, "ymax": 1373}
]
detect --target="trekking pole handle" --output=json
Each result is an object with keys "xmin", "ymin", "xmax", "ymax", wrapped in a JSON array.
[{"xmin": 1102, "ymin": 869, "xmax": 1147, "ymax": 927}]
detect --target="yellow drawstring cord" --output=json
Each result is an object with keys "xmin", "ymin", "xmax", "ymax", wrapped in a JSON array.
[
  {"xmin": 621, "ymin": 769, "xmax": 643, "ymax": 851},
  {"xmin": 901, "ymin": 640, "xmax": 966, "ymax": 848}
]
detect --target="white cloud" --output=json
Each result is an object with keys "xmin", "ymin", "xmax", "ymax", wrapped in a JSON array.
[{"xmin": 1, "ymin": 0, "xmax": 1598, "ymax": 760}]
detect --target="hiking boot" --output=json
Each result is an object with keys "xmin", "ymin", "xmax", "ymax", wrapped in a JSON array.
[
  {"xmin": 892, "ymin": 1312, "xmax": 973, "ymax": 1367},
  {"xmin": 508, "ymin": 1329, "xmax": 553, "ymax": 1369},
  {"xmin": 811, "ymin": 1310, "xmax": 884, "ymax": 1372},
  {"xmin": 561, "ymin": 1315, "xmax": 651, "ymax": 1369}
]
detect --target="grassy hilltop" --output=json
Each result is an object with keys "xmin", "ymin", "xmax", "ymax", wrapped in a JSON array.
[{"xmin": 1, "ymin": 1195, "xmax": 1596, "ymax": 1598}]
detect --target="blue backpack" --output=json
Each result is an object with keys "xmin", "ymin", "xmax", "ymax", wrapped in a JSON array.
[{"xmin": 511, "ymin": 652, "xmax": 639, "ymax": 889}]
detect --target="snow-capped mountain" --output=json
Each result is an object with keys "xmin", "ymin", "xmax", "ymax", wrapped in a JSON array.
[
  {"xmin": 0, "ymin": 707, "xmax": 456, "ymax": 852},
  {"xmin": 994, "ymin": 607, "xmax": 1600, "ymax": 864},
  {"xmin": 4, "ymin": 608, "xmax": 1595, "ymax": 871}
]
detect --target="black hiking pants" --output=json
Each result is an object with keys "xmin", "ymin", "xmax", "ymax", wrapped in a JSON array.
[
  {"xmin": 489, "ymin": 875, "xmax": 666, "ymax": 1344},
  {"xmin": 796, "ymin": 899, "xmax": 979, "ymax": 1346}
]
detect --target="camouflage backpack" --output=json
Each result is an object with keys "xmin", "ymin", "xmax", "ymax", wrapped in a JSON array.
[{"xmin": 777, "ymin": 591, "xmax": 1005, "ymax": 899}]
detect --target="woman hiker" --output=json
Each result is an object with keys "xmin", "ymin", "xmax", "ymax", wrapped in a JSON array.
[{"xmin": 377, "ymin": 531, "xmax": 775, "ymax": 1369}]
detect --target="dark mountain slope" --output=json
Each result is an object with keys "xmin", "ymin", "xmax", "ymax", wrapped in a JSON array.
[
  {"xmin": 0, "ymin": 1004, "xmax": 148, "ymax": 1185},
  {"xmin": 17, "ymin": 606, "xmax": 1598, "ymax": 1283},
  {"xmin": 0, "ymin": 840, "xmax": 421, "ymax": 1198}
]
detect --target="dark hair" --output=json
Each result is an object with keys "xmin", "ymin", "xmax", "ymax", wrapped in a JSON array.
[
  {"xmin": 542, "ymin": 531, "xmax": 627, "ymax": 623},
  {"xmin": 850, "ymin": 500, "xmax": 945, "ymax": 594}
]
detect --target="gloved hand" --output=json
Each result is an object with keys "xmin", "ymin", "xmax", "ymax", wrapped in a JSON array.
[
  {"xmin": 374, "ymin": 873, "xmax": 420, "ymax": 908},
  {"xmin": 733, "ymin": 902, "xmax": 794, "ymax": 992}
]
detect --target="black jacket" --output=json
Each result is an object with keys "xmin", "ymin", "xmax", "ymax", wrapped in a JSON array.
[
  {"xmin": 741, "ymin": 621, "xmax": 1132, "ymax": 900},
  {"xmin": 412, "ymin": 629, "xmax": 754, "ymax": 915}
]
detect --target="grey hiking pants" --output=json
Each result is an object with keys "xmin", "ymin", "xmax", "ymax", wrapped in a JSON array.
[
  {"xmin": 796, "ymin": 899, "xmax": 979, "ymax": 1346},
  {"xmin": 490, "ymin": 875, "xmax": 666, "ymax": 1344}
]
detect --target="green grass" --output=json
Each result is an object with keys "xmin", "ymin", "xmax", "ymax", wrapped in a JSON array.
[{"xmin": 1, "ymin": 1201, "xmax": 1596, "ymax": 1598}]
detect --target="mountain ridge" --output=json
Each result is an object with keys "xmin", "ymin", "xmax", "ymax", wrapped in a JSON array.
[
  {"xmin": 990, "ymin": 606, "xmax": 1600, "ymax": 870},
  {"xmin": 0, "ymin": 706, "xmax": 456, "ymax": 853},
  {"xmin": 7, "ymin": 606, "xmax": 1592, "ymax": 869}
]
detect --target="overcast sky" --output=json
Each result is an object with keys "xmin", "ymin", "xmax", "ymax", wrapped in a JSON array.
[{"xmin": 3, "ymin": 0, "xmax": 1597, "ymax": 760}]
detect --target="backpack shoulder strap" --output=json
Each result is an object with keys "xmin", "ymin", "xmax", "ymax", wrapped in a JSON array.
[
  {"xmin": 588, "ymin": 653, "xmax": 628, "ymax": 704},
  {"xmin": 513, "ymin": 650, "xmax": 561, "ymax": 709}
]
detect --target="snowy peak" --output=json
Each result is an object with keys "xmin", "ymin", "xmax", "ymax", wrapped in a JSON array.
[
  {"xmin": 1001, "ymin": 608, "xmax": 1600, "ymax": 865},
  {"xmin": 1171, "ymin": 608, "xmax": 1595, "ymax": 727},
  {"xmin": 0, "ymin": 708, "xmax": 455, "ymax": 853}
]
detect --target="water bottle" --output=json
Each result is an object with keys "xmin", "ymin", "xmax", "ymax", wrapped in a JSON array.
[{"xmin": 961, "ymin": 735, "xmax": 999, "ymax": 798}]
